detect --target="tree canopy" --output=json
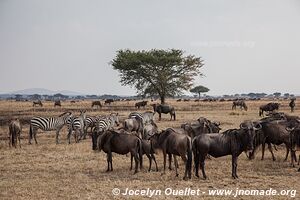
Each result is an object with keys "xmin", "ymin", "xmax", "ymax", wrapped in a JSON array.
[
  {"xmin": 190, "ymin": 85, "xmax": 209, "ymax": 98},
  {"xmin": 111, "ymin": 49, "xmax": 204, "ymax": 103}
]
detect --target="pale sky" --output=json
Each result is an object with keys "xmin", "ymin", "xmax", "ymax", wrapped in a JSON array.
[{"xmin": 1, "ymin": 0, "xmax": 299, "ymax": 96}]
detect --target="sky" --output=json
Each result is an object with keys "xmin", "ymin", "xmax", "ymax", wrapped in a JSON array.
[{"xmin": 0, "ymin": 0, "xmax": 300, "ymax": 96}]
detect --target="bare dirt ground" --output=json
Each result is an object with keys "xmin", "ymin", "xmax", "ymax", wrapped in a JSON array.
[{"xmin": 0, "ymin": 99, "xmax": 299, "ymax": 200}]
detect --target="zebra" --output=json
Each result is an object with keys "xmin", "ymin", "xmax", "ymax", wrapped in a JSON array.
[
  {"xmin": 128, "ymin": 111, "xmax": 155, "ymax": 125},
  {"xmin": 29, "ymin": 112, "xmax": 73, "ymax": 144},
  {"xmin": 82, "ymin": 115, "xmax": 106, "ymax": 139},
  {"xmin": 67, "ymin": 110, "xmax": 86, "ymax": 144},
  {"xmin": 94, "ymin": 113, "xmax": 120, "ymax": 134}
]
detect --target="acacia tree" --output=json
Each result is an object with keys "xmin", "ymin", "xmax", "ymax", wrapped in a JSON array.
[
  {"xmin": 190, "ymin": 85, "xmax": 209, "ymax": 99},
  {"xmin": 111, "ymin": 49, "xmax": 204, "ymax": 104}
]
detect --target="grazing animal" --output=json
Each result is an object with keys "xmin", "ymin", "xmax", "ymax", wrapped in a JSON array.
[
  {"xmin": 68, "ymin": 110, "xmax": 87, "ymax": 143},
  {"xmin": 32, "ymin": 100, "xmax": 43, "ymax": 107},
  {"xmin": 289, "ymin": 99, "xmax": 296, "ymax": 113},
  {"xmin": 286, "ymin": 125, "xmax": 300, "ymax": 168},
  {"xmin": 149, "ymin": 128, "xmax": 192, "ymax": 180},
  {"xmin": 131, "ymin": 139, "xmax": 158, "ymax": 172},
  {"xmin": 104, "ymin": 99, "xmax": 114, "ymax": 105},
  {"xmin": 8, "ymin": 119, "xmax": 22, "ymax": 148},
  {"xmin": 152, "ymin": 104, "xmax": 176, "ymax": 121},
  {"xmin": 91, "ymin": 101, "xmax": 102, "ymax": 108},
  {"xmin": 128, "ymin": 111, "xmax": 155, "ymax": 125},
  {"xmin": 92, "ymin": 130, "xmax": 142, "ymax": 174},
  {"xmin": 259, "ymin": 102, "xmax": 280, "ymax": 116},
  {"xmin": 123, "ymin": 117, "xmax": 144, "ymax": 138},
  {"xmin": 232, "ymin": 100, "xmax": 248, "ymax": 111},
  {"xmin": 177, "ymin": 99, "xmax": 182, "ymax": 102},
  {"xmin": 83, "ymin": 115, "xmax": 105, "ymax": 139},
  {"xmin": 93, "ymin": 113, "xmax": 120, "ymax": 134},
  {"xmin": 54, "ymin": 100, "xmax": 61, "ymax": 107},
  {"xmin": 70, "ymin": 100, "xmax": 76, "ymax": 104},
  {"xmin": 135, "ymin": 101, "xmax": 148, "ymax": 109},
  {"xmin": 29, "ymin": 112, "xmax": 73, "ymax": 144},
  {"xmin": 143, "ymin": 120, "xmax": 158, "ymax": 139},
  {"xmin": 193, "ymin": 121, "xmax": 261, "ymax": 179}
]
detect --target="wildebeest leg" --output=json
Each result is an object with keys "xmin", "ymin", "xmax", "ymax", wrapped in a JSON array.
[
  {"xmin": 18, "ymin": 133, "xmax": 21, "ymax": 148},
  {"xmin": 162, "ymin": 151, "xmax": 167, "ymax": 175},
  {"xmin": 232, "ymin": 156, "xmax": 238, "ymax": 179},
  {"xmin": 151, "ymin": 154, "xmax": 158, "ymax": 172},
  {"xmin": 146, "ymin": 154, "xmax": 152, "ymax": 172},
  {"xmin": 261, "ymin": 142, "xmax": 266, "ymax": 160},
  {"xmin": 291, "ymin": 150, "xmax": 296, "ymax": 167},
  {"xmin": 173, "ymin": 155, "xmax": 179, "ymax": 177},
  {"xmin": 194, "ymin": 152, "xmax": 200, "ymax": 178},
  {"xmin": 130, "ymin": 154, "xmax": 133, "ymax": 170},
  {"xmin": 133, "ymin": 151, "xmax": 139, "ymax": 174},
  {"xmin": 159, "ymin": 113, "xmax": 161, "ymax": 121},
  {"xmin": 8, "ymin": 133, "xmax": 11, "ymax": 148},
  {"xmin": 267, "ymin": 143, "xmax": 276, "ymax": 161},
  {"xmin": 200, "ymin": 155, "xmax": 207, "ymax": 180},
  {"xmin": 284, "ymin": 145, "xmax": 289, "ymax": 162},
  {"xmin": 168, "ymin": 154, "xmax": 172, "ymax": 170},
  {"xmin": 106, "ymin": 154, "xmax": 110, "ymax": 172},
  {"xmin": 67, "ymin": 129, "xmax": 72, "ymax": 144}
]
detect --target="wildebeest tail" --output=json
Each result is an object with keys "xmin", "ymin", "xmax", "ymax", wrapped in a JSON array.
[{"xmin": 10, "ymin": 125, "xmax": 16, "ymax": 147}]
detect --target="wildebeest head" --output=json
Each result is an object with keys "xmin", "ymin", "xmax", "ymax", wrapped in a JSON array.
[{"xmin": 240, "ymin": 121, "xmax": 262, "ymax": 151}]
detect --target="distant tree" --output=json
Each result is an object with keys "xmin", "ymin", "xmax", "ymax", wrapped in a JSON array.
[
  {"xmin": 284, "ymin": 93, "xmax": 290, "ymax": 98},
  {"xmin": 30, "ymin": 94, "xmax": 41, "ymax": 100},
  {"xmin": 15, "ymin": 94, "xmax": 23, "ymax": 99},
  {"xmin": 111, "ymin": 49, "xmax": 204, "ymax": 104},
  {"xmin": 54, "ymin": 93, "xmax": 68, "ymax": 100},
  {"xmin": 273, "ymin": 92, "xmax": 281, "ymax": 98},
  {"xmin": 190, "ymin": 85, "xmax": 210, "ymax": 99}
]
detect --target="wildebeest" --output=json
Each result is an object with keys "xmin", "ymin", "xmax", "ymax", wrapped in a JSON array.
[
  {"xmin": 91, "ymin": 101, "xmax": 102, "ymax": 108},
  {"xmin": 286, "ymin": 124, "xmax": 300, "ymax": 168},
  {"xmin": 248, "ymin": 117, "xmax": 299, "ymax": 164},
  {"xmin": 135, "ymin": 101, "xmax": 148, "ymax": 109},
  {"xmin": 259, "ymin": 102, "xmax": 280, "ymax": 116},
  {"xmin": 176, "ymin": 99, "xmax": 182, "ymax": 102},
  {"xmin": 92, "ymin": 130, "xmax": 142, "ymax": 174},
  {"xmin": 70, "ymin": 100, "xmax": 76, "ymax": 104},
  {"xmin": 131, "ymin": 139, "xmax": 158, "ymax": 172},
  {"xmin": 181, "ymin": 117, "xmax": 221, "ymax": 138},
  {"xmin": 104, "ymin": 99, "xmax": 114, "ymax": 105},
  {"xmin": 193, "ymin": 121, "xmax": 261, "ymax": 179},
  {"xmin": 152, "ymin": 104, "xmax": 176, "ymax": 121},
  {"xmin": 289, "ymin": 99, "xmax": 296, "ymax": 113},
  {"xmin": 29, "ymin": 112, "xmax": 73, "ymax": 144},
  {"xmin": 54, "ymin": 100, "xmax": 61, "ymax": 107},
  {"xmin": 232, "ymin": 100, "xmax": 247, "ymax": 111},
  {"xmin": 149, "ymin": 128, "xmax": 192, "ymax": 180},
  {"xmin": 32, "ymin": 100, "xmax": 43, "ymax": 107},
  {"xmin": 123, "ymin": 116, "xmax": 144, "ymax": 138},
  {"xmin": 8, "ymin": 119, "xmax": 22, "ymax": 148}
]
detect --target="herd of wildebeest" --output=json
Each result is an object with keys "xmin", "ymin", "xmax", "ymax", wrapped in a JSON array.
[{"xmin": 6, "ymin": 98, "xmax": 300, "ymax": 180}]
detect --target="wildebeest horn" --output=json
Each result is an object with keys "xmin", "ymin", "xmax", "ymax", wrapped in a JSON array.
[
  {"xmin": 240, "ymin": 123, "xmax": 247, "ymax": 129},
  {"xmin": 254, "ymin": 123, "xmax": 262, "ymax": 130},
  {"xmin": 286, "ymin": 127, "xmax": 294, "ymax": 132}
]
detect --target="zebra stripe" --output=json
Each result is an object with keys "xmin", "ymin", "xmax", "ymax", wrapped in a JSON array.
[
  {"xmin": 95, "ymin": 113, "xmax": 119, "ymax": 133},
  {"xmin": 68, "ymin": 111, "xmax": 86, "ymax": 143},
  {"xmin": 129, "ymin": 111, "xmax": 154, "ymax": 125}
]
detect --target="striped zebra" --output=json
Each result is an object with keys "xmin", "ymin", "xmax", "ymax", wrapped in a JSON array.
[
  {"xmin": 94, "ymin": 113, "xmax": 120, "ymax": 134},
  {"xmin": 67, "ymin": 110, "xmax": 86, "ymax": 144},
  {"xmin": 128, "ymin": 111, "xmax": 155, "ymax": 125},
  {"xmin": 29, "ymin": 112, "xmax": 73, "ymax": 144},
  {"xmin": 83, "ymin": 115, "xmax": 106, "ymax": 139}
]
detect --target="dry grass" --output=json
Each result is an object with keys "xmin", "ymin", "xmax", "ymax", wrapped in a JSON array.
[{"xmin": 0, "ymin": 99, "xmax": 299, "ymax": 200}]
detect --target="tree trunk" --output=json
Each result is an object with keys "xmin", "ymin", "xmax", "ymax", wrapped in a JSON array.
[
  {"xmin": 198, "ymin": 92, "xmax": 201, "ymax": 99},
  {"xmin": 160, "ymin": 95, "xmax": 165, "ymax": 104}
]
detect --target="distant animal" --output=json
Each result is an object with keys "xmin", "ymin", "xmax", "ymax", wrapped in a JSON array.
[
  {"xmin": 193, "ymin": 121, "xmax": 261, "ymax": 179},
  {"xmin": 149, "ymin": 128, "xmax": 192, "ymax": 180},
  {"xmin": 128, "ymin": 111, "xmax": 155, "ymax": 125},
  {"xmin": 131, "ymin": 139, "xmax": 158, "ymax": 172},
  {"xmin": 152, "ymin": 104, "xmax": 176, "ymax": 121},
  {"xmin": 104, "ymin": 99, "xmax": 114, "ymax": 105},
  {"xmin": 176, "ymin": 99, "xmax": 182, "ymax": 102},
  {"xmin": 259, "ymin": 102, "xmax": 280, "ymax": 116},
  {"xmin": 54, "ymin": 100, "xmax": 61, "ymax": 107},
  {"xmin": 183, "ymin": 99, "xmax": 190, "ymax": 102},
  {"xmin": 289, "ymin": 99, "xmax": 296, "ymax": 113},
  {"xmin": 92, "ymin": 130, "xmax": 142, "ymax": 174},
  {"xmin": 68, "ymin": 110, "xmax": 86, "ymax": 143},
  {"xmin": 32, "ymin": 100, "xmax": 43, "ymax": 107},
  {"xmin": 8, "ymin": 119, "xmax": 22, "ymax": 148},
  {"xmin": 70, "ymin": 100, "xmax": 76, "ymax": 104},
  {"xmin": 91, "ymin": 101, "xmax": 102, "ymax": 108},
  {"xmin": 232, "ymin": 100, "xmax": 247, "ymax": 111},
  {"xmin": 135, "ymin": 101, "xmax": 148, "ymax": 109},
  {"xmin": 29, "ymin": 112, "xmax": 73, "ymax": 144}
]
